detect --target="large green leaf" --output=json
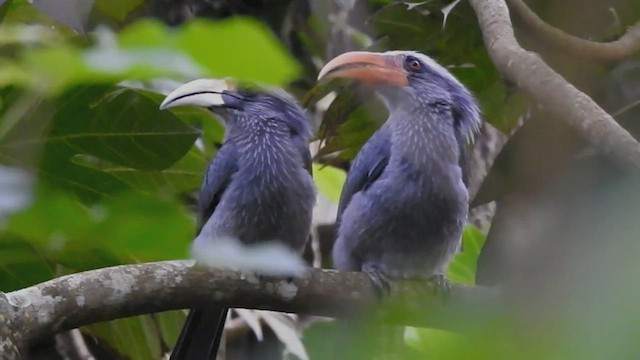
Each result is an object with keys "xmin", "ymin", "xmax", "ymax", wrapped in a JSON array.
[
  {"xmin": 176, "ymin": 18, "xmax": 300, "ymax": 85},
  {"xmin": 118, "ymin": 17, "xmax": 301, "ymax": 85},
  {"xmin": 51, "ymin": 85, "xmax": 198, "ymax": 170},
  {"xmin": 2, "ymin": 190, "xmax": 120, "ymax": 271},
  {"xmin": 0, "ymin": 85, "xmax": 201, "ymax": 200},
  {"xmin": 5, "ymin": 189, "xmax": 192, "ymax": 270},
  {"xmin": 94, "ymin": 191, "xmax": 193, "ymax": 262}
]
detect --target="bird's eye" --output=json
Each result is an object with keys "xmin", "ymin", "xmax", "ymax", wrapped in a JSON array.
[{"xmin": 405, "ymin": 56, "xmax": 423, "ymax": 72}]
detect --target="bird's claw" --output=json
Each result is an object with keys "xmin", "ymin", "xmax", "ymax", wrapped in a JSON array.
[
  {"xmin": 365, "ymin": 268, "xmax": 391, "ymax": 298},
  {"xmin": 427, "ymin": 274, "xmax": 450, "ymax": 302}
]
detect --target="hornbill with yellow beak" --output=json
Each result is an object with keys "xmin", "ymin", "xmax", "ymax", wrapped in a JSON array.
[
  {"xmin": 319, "ymin": 51, "xmax": 481, "ymax": 291},
  {"xmin": 160, "ymin": 79, "xmax": 315, "ymax": 360}
]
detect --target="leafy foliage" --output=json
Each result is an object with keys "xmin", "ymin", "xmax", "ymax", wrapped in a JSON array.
[
  {"xmin": 0, "ymin": 0, "xmax": 517, "ymax": 357},
  {"xmin": 1, "ymin": 0, "xmax": 638, "ymax": 359},
  {"xmin": 447, "ymin": 225, "xmax": 486, "ymax": 285},
  {"xmin": 314, "ymin": 0, "xmax": 526, "ymax": 160},
  {"xmin": 312, "ymin": 164, "xmax": 347, "ymax": 203}
]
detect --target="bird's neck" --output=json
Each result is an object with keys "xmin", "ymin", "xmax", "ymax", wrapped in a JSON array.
[
  {"xmin": 226, "ymin": 120, "xmax": 299, "ymax": 177},
  {"xmin": 227, "ymin": 118, "xmax": 289, "ymax": 146},
  {"xmin": 388, "ymin": 105, "xmax": 460, "ymax": 168}
]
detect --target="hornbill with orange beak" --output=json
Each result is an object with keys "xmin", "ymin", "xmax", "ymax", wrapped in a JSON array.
[
  {"xmin": 318, "ymin": 51, "xmax": 481, "ymax": 291},
  {"xmin": 160, "ymin": 79, "xmax": 315, "ymax": 360}
]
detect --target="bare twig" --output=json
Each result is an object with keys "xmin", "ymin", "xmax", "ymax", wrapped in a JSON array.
[
  {"xmin": 507, "ymin": 0, "xmax": 640, "ymax": 62},
  {"xmin": 469, "ymin": 0, "xmax": 640, "ymax": 169},
  {"xmin": 0, "ymin": 261, "xmax": 496, "ymax": 358}
]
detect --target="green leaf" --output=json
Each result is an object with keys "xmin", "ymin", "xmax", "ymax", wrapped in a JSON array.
[
  {"xmin": 51, "ymin": 86, "xmax": 199, "ymax": 170},
  {"xmin": 318, "ymin": 101, "xmax": 385, "ymax": 161},
  {"xmin": 5, "ymin": 188, "xmax": 192, "ymax": 268},
  {"xmin": 312, "ymin": 164, "xmax": 346, "ymax": 203},
  {"xmin": 405, "ymin": 327, "xmax": 466, "ymax": 359},
  {"xmin": 118, "ymin": 18, "xmax": 300, "ymax": 85},
  {"xmin": 85, "ymin": 316, "xmax": 163, "ymax": 360},
  {"xmin": 23, "ymin": 46, "xmax": 94, "ymax": 91},
  {"xmin": 447, "ymin": 225, "xmax": 486, "ymax": 285},
  {"xmin": 0, "ymin": 236, "xmax": 55, "ymax": 291},
  {"xmin": 0, "ymin": 85, "xmax": 200, "ymax": 201},
  {"xmin": 118, "ymin": 19, "xmax": 172, "ymax": 47},
  {"xmin": 175, "ymin": 18, "xmax": 301, "ymax": 84},
  {"xmin": 96, "ymin": 192, "xmax": 192, "ymax": 262},
  {"xmin": 477, "ymin": 81, "xmax": 530, "ymax": 132},
  {"xmin": 73, "ymin": 146, "xmax": 207, "ymax": 195},
  {"xmin": 371, "ymin": 3, "xmax": 434, "ymax": 41},
  {"xmin": 0, "ymin": 59, "xmax": 32, "ymax": 88},
  {"xmin": 5, "ymin": 191, "xmax": 93, "ymax": 247},
  {"xmin": 2, "ymin": 190, "xmax": 122, "ymax": 270},
  {"xmin": 156, "ymin": 310, "xmax": 187, "ymax": 349},
  {"xmin": 1, "ymin": 16, "xmax": 300, "ymax": 93},
  {"xmin": 83, "ymin": 47, "xmax": 203, "ymax": 83}
]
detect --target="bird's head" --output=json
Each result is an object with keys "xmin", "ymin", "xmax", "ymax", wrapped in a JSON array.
[
  {"xmin": 160, "ymin": 78, "xmax": 311, "ymax": 139},
  {"xmin": 318, "ymin": 50, "xmax": 481, "ymax": 141}
]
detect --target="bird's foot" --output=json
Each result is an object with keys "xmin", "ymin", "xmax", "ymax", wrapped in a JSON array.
[
  {"xmin": 364, "ymin": 267, "xmax": 391, "ymax": 298},
  {"xmin": 427, "ymin": 274, "xmax": 450, "ymax": 302}
]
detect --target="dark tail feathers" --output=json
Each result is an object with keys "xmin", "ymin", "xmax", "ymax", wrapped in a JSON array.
[{"xmin": 170, "ymin": 305, "xmax": 228, "ymax": 360}]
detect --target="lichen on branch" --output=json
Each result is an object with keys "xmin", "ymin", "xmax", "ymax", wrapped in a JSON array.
[{"xmin": 0, "ymin": 261, "xmax": 495, "ymax": 358}]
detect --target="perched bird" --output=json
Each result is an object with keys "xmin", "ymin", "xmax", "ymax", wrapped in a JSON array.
[
  {"xmin": 160, "ymin": 79, "xmax": 316, "ymax": 360},
  {"xmin": 318, "ymin": 51, "xmax": 481, "ymax": 289}
]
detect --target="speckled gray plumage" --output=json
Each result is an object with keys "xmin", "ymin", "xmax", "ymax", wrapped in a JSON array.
[
  {"xmin": 194, "ymin": 91, "xmax": 315, "ymax": 252},
  {"xmin": 172, "ymin": 88, "xmax": 315, "ymax": 360},
  {"xmin": 333, "ymin": 52, "xmax": 480, "ymax": 280}
]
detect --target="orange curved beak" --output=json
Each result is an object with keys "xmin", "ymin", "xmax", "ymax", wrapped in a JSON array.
[{"xmin": 317, "ymin": 51, "xmax": 409, "ymax": 86}]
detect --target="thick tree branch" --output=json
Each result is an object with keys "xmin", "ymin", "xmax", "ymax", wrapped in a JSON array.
[
  {"xmin": 0, "ymin": 261, "xmax": 497, "ymax": 357},
  {"xmin": 507, "ymin": 0, "xmax": 640, "ymax": 63},
  {"xmin": 0, "ymin": 293, "xmax": 22, "ymax": 359},
  {"xmin": 469, "ymin": 0, "xmax": 640, "ymax": 169}
]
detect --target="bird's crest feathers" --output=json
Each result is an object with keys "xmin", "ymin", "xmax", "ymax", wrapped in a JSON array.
[{"xmin": 392, "ymin": 50, "xmax": 482, "ymax": 143}]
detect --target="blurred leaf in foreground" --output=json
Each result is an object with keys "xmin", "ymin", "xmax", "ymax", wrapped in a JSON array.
[
  {"xmin": 447, "ymin": 225, "xmax": 486, "ymax": 285},
  {"xmin": 5, "ymin": 189, "xmax": 192, "ymax": 271},
  {"xmin": 5, "ymin": 17, "xmax": 300, "ymax": 93},
  {"xmin": 312, "ymin": 163, "xmax": 346, "ymax": 203}
]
